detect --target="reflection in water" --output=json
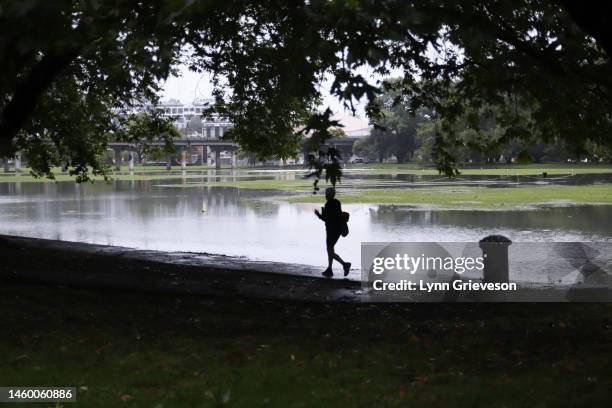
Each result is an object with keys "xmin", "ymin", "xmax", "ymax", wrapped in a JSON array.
[
  {"xmin": 0, "ymin": 175, "xmax": 611, "ymax": 278},
  {"xmin": 370, "ymin": 205, "xmax": 612, "ymax": 235}
]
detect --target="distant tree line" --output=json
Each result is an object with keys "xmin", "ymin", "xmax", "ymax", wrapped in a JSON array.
[{"xmin": 355, "ymin": 79, "xmax": 612, "ymax": 165}]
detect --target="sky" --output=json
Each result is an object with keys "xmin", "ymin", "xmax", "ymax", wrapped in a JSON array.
[{"xmin": 159, "ymin": 64, "xmax": 401, "ymax": 131}]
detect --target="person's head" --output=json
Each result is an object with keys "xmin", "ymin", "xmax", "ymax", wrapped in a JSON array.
[{"xmin": 325, "ymin": 187, "xmax": 336, "ymax": 201}]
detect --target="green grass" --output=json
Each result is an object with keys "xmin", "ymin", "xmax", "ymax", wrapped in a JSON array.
[
  {"xmin": 155, "ymin": 177, "xmax": 612, "ymax": 209},
  {"xmin": 155, "ymin": 178, "xmax": 311, "ymax": 190},
  {"xmin": 1, "ymin": 284, "xmax": 612, "ymax": 407},
  {"xmin": 289, "ymin": 184, "xmax": 612, "ymax": 209},
  {"xmin": 0, "ymin": 173, "xmax": 214, "ymax": 183},
  {"xmin": 0, "ymin": 165, "xmax": 248, "ymax": 183},
  {"xmin": 0, "ymin": 169, "xmax": 264, "ymax": 183},
  {"xmin": 348, "ymin": 163, "xmax": 612, "ymax": 176},
  {"xmin": 152, "ymin": 175, "xmax": 612, "ymax": 209},
  {"xmin": 1, "ymin": 163, "xmax": 611, "ymax": 183},
  {"xmin": 3, "ymin": 165, "xmax": 610, "ymax": 210}
]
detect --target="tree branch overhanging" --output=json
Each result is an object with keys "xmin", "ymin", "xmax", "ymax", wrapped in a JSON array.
[{"xmin": 0, "ymin": 48, "xmax": 79, "ymax": 157}]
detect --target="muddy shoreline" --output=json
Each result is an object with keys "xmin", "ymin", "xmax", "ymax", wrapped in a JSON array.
[
  {"xmin": 2, "ymin": 234, "xmax": 611, "ymax": 302},
  {"xmin": 0, "ymin": 234, "xmax": 361, "ymax": 302}
]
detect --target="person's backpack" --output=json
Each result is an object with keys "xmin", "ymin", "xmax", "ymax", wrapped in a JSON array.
[{"xmin": 340, "ymin": 211, "xmax": 350, "ymax": 237}]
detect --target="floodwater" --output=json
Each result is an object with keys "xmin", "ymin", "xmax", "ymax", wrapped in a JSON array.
[{"xmin": 0, "ymin": 170, "xmax": 611, "ymax": 281}]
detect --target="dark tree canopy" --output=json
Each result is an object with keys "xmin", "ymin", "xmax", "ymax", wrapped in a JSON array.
[
  {"xmin": 0, "ymin": 0, "xmax": 186, "ymax": 179},
  {"xmin": 1, "ymin": 0, "xmax": 611, "ymax": 180}
]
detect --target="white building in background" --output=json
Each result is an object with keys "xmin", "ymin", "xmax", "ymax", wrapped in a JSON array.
[
  {"xmin": 116, "ymin": 99, "xmax": 238, "ymax": 167},
  {"xmin": 123, "ymin": 100, "xmax": 370, "ymax": 166},
  {"xmin": 129, "ymin": 100, "xmax": 371, "ymax": 141},
  {"xmin": 156, "ymin": 98, "xmax": 232, "ymax": 139}
]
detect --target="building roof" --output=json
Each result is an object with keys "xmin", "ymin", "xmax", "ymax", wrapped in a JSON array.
[{"xmin": 331, "ymin": 112, "xmax": 371, "ymax": 137}]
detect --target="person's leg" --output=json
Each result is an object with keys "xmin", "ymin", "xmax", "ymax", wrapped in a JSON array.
[
  {"xmin": 334, "ymin": 250, "xmax": 351, "ymax": 276},
  {"xmin": 328, "ymin": 233, "xmax": 346, "ymax": 266},
  {"xmin": 331, "ymin": 236, "xmax": 351, "ymax": 276},
  {"xmin": 324, "ymin": 233, "xmax": 345, "ymax": 277},
  {"xmin": 326, "ymin": 245, "xmax": 335, "ymax": 269}
]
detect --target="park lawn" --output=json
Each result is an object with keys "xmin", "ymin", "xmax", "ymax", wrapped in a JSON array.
[
  {"xmin": 0, "ymin": 171, "xmax": 271, "ymax": 184},
  {"xmin": 0, "ymin": 173, "xmax": 215, "ymax": 183},
  {"xmin": 0, "ymin": 164, "xmax": 263, "ymax": 183},
  {"xmin": 1, "ymin": 164, "xmax": 223, "ymax": 174},
  {"xmin": 155, "ymin": 177, "xmax": 612, "ymax": 209},
  {"xmin": 1, "ymin": 163, "xmax": 612, "ymax": 183},
  {"xmin": 155, "ymin": 178, "xmax": 312, "ymax": 190},
  {"xmin": 1, "ymin": 284, "xmax": 612, "ymax": 408},
  {"xmin": 288, "ymin": 184, "xmax": 612, "ymax": 208},
  {"xmin": 348, "ymin": 163, "xmax": 612, "ymax": 176}
]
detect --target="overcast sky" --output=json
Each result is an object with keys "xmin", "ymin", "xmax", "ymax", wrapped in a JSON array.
[
  {"xmin": 159, "ymin": 38, "xmax": 450, "ymax": 131},
  {"xmin": 160, "ymin": 64, "xmax": 402, "ymax": 121}
]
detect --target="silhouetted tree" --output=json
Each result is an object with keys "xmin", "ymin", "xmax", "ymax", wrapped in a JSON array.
[{"xmin": 2, "ymin": 1, "xmax": 612, "ymax": 182}]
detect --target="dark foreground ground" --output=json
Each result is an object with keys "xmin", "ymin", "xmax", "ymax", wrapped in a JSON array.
[
  {"xmin": 1, "ymin": 236, "xmax": 612, "ymax": 407},
  {"xmin": 2, "ymin": 286, "xmax": 612, "ymax": 407}
]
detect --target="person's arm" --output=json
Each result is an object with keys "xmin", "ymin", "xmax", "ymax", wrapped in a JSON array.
[{"xmin": 314, "ymin": 205, "xmax": 325, "ymax": 221}]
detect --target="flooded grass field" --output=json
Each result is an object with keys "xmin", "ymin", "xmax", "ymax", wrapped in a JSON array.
[{"xmin": 1, "ymin": 167, "xmax": 611, "ymax": 281}]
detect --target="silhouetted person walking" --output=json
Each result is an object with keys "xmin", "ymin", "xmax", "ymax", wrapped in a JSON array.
[{"xmin": 314, "ymin": 187, "xmax": 351, "ymax": 277}]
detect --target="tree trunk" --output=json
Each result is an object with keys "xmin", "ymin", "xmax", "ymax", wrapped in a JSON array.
[{"xmin": 0, "ymin": 49, "xmax": 79, "ymax": 156}]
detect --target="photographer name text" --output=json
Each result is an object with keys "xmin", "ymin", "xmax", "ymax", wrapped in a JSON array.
[{"xmin": 372, "ymin": 279, "xmax": 517, "ymax": 292}]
